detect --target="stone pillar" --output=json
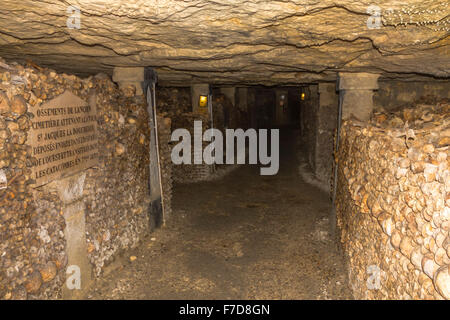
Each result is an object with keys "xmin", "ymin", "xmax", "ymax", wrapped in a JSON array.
[
  {"xmin": 220, "ymin": 87, "xmax": 236, "ymax": 107},
  {"xmin": 338, "ymin": 72, "xmax": 380, "ymax": 121},
  {"xmin": 236, "ymin": 88, "xmax": 248, "ymax": 128},
  {"xmin": 47, "ymin": 173, "xmax": 91, "ymax": 299},
  {"xmin": 306, "ymin": 85, "xmax": 319, "ymax": 170},
  {"xmin": 248, "ymin": 88, "xmax": 257, "ymax": 129},
  {"xmin": 236, "ymin": 88, "xmax": 248, "ymax": 112},
  {"xmin": 191, "ymin": 83, "xmax": 210, "ymax": 113},
  {"xmin": 275, "ymin": 89, "xmax": 289, "ymax": 126},
  {"xmin": 112, "ymin": 67, "xmax": 145, "ymax": 96},
  {"xmin": 316, "ymin": 83, "xmax": 339, "ymax": 183}
]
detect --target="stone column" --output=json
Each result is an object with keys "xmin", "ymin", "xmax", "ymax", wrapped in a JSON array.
[
  {"xmin": 112, "ymin": 67, "xmax": 145, "ymax": 96},
  {"xmin": 275, "ymin": 89, "xmax": 289, "ymax": 126},
  {"xmin": 220, "ymin": 87, "xmax": 236, "ymax": 107},
  {"xmin": 338, "ymin": 72, "xmax": 380, "ymax": 121},
  {"xmin": 191, "ymin": 83, "xmax": 210, "ymax": 113},
  {"xmin": 248, "ymin": 88, "xmax": 257, "ymax": 129},
  {"xmin": 47, "ymin": 173, "xmax": 92, "ymax": 299},
  {"xmin": 306, "ymin": 85, "xmax": 319, "ymax": 170},
  {"xmin": 237, "ymin": 88, "xmax": 248, "ymax": 112},
  {"xmin": 316, "ymin": 83, "xmax": 339, "ymax": 183},
  {"xmin": 236, "ymin": 87, "xmax": 248, "ymax": 128}
]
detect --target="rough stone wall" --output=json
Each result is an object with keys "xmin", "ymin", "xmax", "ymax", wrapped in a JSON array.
[
  {"xmin": 0, "ymin": 58, "xmax": 153, "ymax": 299},
  {"xmin": 374, "ymin": 81, "xmax": 450, "ymax": 111},
  {"xmin": 162, "ymin": 90, "xmax": 248, "ymax": 185},
  {"xmin": 157, "ymin": 86, "xmax": 212, "ymax": 185},
  {"xmin": 171, "ymin": 112, "xmax": 212, "ymax": 184},
  {"xmin": 255, "ymin": 89, "xmax": 275, "ymax": 129},
  {"xmin": 248, "ymin": 89, "xmax": 257, "ymax": 129},
  {"xmin": 212, "ymin": 92, "xmax": 248, "ymax": 130},
  {"xmin": 157, "ymin": 87, "xmax": 191, "ymax": 117},
  {"xmin": 157, "ymin": 116, "xmax": 173, "ymax": 219},
  {"xmin": 299, "ymin": 84, "xmax": 338, "ymax": 191},
  {"xmin": 336, "ymin": 101, "xmax": 450, "ymax": 300},
  {"xmin": 212, "ymin": 94, "xmax": 226, "ymax": 133},
  {"xmin": 300, "ymin": 80, "xmax": 450, "ymax": 189},
  {"xmin": 315, "ymin": 84, "xmax": 338, "ymax": 185},
  {"xmin": 299, "ymin": 86, "xmax": 321, "ymax": 175}
]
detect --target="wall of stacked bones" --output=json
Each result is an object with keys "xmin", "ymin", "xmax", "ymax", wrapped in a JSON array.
[
  {"xmin": 157, "ymin": 87, "xmax": 249, "ymax": 184},
  {"xmin": 0, "ymin": 57, "xmax": 177, "ymax": 299},
  {"xmin": 336, "ymin": 100, "xmax": 450, "ymax": 299},
  {"xmin": 0, "ymin": 58, "xmax": 247, "ymax": 299},
  {"xmin": 4, "ymin": 53, "xmax": 448, "ymax": 301},
  {"xmin": 156, "ymin": 87, "xmax": 211, "ymax": 184}
]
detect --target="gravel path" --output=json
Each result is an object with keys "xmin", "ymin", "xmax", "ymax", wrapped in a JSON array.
[{"xmin": 87, "ymin": 129, "xmax": 352, "ymax": 300}]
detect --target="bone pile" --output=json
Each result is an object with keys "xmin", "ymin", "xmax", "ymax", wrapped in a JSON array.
[
  {"xmin": 0, "ymin": 58, "xmax": 153, "ymax": 299},
  {"xmin": 336, "ymin": 100, "xmax": 450, "ymax": 299}
]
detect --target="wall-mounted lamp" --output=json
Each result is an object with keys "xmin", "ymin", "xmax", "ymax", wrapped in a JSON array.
[
  {"xmin": 199, "ymin": 95, "xmax": 208, "ymax": 108},
  {"xmin": 300, "ymin": 92, "xmax": 306, "ymax": 101}
]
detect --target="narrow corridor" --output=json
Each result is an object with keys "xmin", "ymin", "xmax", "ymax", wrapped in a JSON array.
[{"xmin": 88, "ymin": 129, "xmax": 352, "ymax": 299}]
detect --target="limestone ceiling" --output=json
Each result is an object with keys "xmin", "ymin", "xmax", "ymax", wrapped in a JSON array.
[{"xmin": 0, "ymin": 0, "xmax": 449, "ymax": 85}]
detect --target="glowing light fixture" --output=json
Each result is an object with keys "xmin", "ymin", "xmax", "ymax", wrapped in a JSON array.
[
  {"xmin": 199, "ymin": 95, "xmax": 208, "ymax": 108},
  {"xmin": 300, "ymin": 92, "xmax": 306, "ymax": 101}
]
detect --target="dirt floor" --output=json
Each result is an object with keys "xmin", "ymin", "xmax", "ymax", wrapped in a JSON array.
[{"xmin": 87, "ymin": 129, "xmax": 353, "ymax": 299}]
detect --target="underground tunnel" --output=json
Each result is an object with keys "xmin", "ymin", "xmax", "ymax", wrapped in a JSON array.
[{"xmin": 0, "ymin": 0, "xmax": 449, "ymax": 302}]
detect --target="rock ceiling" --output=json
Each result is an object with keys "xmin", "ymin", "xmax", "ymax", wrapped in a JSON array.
[{"xmin": 0, "ymin": 0, "xmax": 449, "ymax": 85}]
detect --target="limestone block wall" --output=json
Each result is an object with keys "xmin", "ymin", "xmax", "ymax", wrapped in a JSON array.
[
  {"xmin": 336, "ymin": 101, "xmax": 450, "ymax": 300},
  {"xmin": 0, "ymin": 58, "xmax": 156, "ymax": 299}
]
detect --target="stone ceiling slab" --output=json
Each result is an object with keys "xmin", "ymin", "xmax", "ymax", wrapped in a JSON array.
[{"xmin": 0, "ymin": 0, "xmax": 448, "ymax": 85}]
